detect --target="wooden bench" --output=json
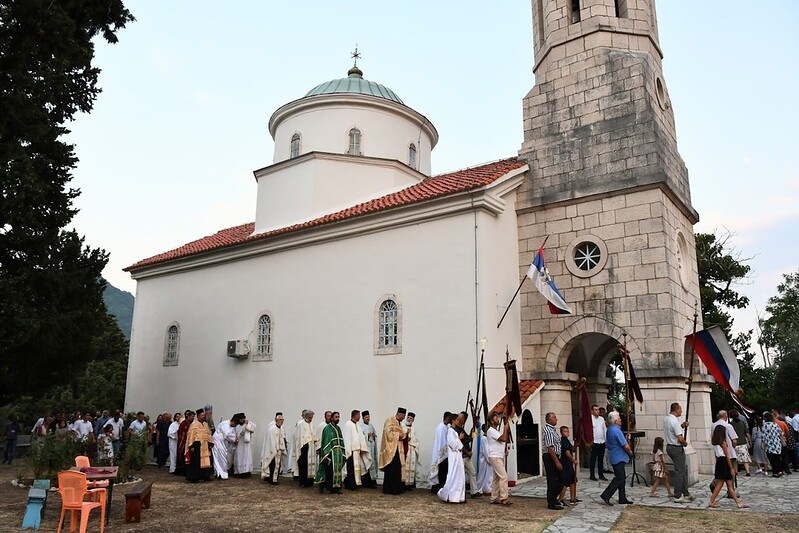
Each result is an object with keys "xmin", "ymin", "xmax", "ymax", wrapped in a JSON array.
[{"xmin": 124, "ymin": 481, "xmax": 153, "ymax": 523}]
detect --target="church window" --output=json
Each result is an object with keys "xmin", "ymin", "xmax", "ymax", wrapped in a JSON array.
[
  {"xmin": 570, "ymin": 0, "xmax": 581, "ymax": 23},
  {"xmin": 290, "ymin": 133, "xmax": 301, "ymax": 159},
  {"xmin": 348, "ymin": 128, "xmax": 362, "ymax": 155},
  {"xmin": 408, "ymin": 143, "xmax": 417, "ymax": 169},
  {"xmin": 614, "ymin": 0, "xmax": 628, "ymax": 18},
  {"xmin": 565, "ymin": 235, "xmax": 608, "ymax": 278},
  {"xmin": 164, "ymin": 323, "xmax": 180, "ymax": 366},
  {"xmin": 574, "ymin": 242, "xmax": 601, "ymax": 271},
  {"xmin": 374, "ymin": 295, "xmax": 402, "ymax": 355},
  {"xmin": 253, "ymin": 313, "xmax": 273, "ymax": 361}
]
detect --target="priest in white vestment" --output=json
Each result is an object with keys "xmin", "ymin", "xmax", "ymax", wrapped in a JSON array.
[
  {"xmin": 437, "ymin": 412, "xmax": 466, "ymax": 503},
  {"xmin": 286, "ymin": 412, "xmax": 303, "ymax": 477},
  {"xmin": 167, "ymin": 412, "xmax": 181, "ymax": 474},
  {"xmin": 212, "ymin": 417, "xmax": 239, "ymax": 479},
  {"xmin": 429, "ymin": 411, "xmax": 453, "ymax": 492},
  {"xmin": 293, "ymin": 410, "xmax": 317, "ymax": 487},
  {"xmin": 233, "ymin": 415, "xmax": 255, "ymax": 476},
  {"xmin": 261, "ymin": 413, "xmax": 288, "ymax": 484},
  {"xmin": 342, "ymin": 410, "xmax": 371, "ymax": 490},
  {"xmin": 359, "ymin": 410, "xmax": 379, "ymax": 481},
  {"xmin": 403, "ymin": 412, "xmax": 420, "ymax": 487}
]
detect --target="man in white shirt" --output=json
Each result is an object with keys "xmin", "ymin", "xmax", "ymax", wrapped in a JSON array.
[
  {"xmin": 343, "ymin": 409, "xmax": 367, "ymax": 490},
  {"xmin": 589, "ymin": 404, "xmax": 608, "ymax": 481},
  {"xmin": 129, "ymin": 411, "xmax": 147, "ymax": 436},
  {"xmin": 73, "ymin": 413, "xmax": 94, "ymax": 442},
  {"xmin": 486, "ymin": 412, "xmax": 511, "ymax": 505},
  {"xmin": 664, "ymin": 402, "xmax": 693, "ymax": 503}
]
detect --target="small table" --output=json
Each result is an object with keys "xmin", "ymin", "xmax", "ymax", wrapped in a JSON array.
[{"xmin": 74, "ymin": 466, "xmax": 118, "ymax": 524}]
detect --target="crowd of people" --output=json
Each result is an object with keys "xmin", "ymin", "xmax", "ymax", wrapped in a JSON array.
[
  {"xmin": 539, "ymin": 401, "xmax": 799, "ymax": 511},
  {"xmin": 7, "ymin": 400, "xmax": 798, "ymax": 512}
]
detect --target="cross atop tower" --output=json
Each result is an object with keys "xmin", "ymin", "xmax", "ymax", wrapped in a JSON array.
[{"xmin": 351, "ymin": 44, "xmax": 361, "ymax": 67}]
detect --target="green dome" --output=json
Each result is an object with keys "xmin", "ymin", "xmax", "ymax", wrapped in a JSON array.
[{"xmin": 304, "ymin": 68, "xmax": 404, "ymax": 105}]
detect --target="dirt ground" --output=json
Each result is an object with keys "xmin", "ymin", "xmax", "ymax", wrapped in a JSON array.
[
  {"xmin": 0, "ymin": 461, "xmax": 558, "ymax": 532},
  {"xmin": 612, "ymin": 506, "xmax": 799, "ymax": 533}
]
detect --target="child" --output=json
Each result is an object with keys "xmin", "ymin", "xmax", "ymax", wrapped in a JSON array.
[
  {"xmin": 557, "ymin": 426, "xmax": 580, "ymax": 505},
  {"xmin": 97, "ymin": 424, "xmax": 115, "ymax": 466},
  {"xmin": 709, "ymin": 425, "xmax": 747, "ymax": 509},
  {"xmin": 649, "ymin": 436, "xmax": 674, "ymax": 497}
]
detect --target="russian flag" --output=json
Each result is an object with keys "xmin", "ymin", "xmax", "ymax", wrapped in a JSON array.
[
  {"xmin": 685, "ymin": 326, "xmax": 740, "ymax": 393},
  {"xmin": 526, "ymin": 247, "xmax": 572, "ymax": 315}
]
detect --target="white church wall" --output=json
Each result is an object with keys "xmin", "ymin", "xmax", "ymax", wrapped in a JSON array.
[
  {"xmin": 254, "ymin": 155, "xmax": 422, "ymax": 234},
  {"xmin": 126, "ymin": 210, "xmax": 516, "ymax": 474},
  {"xmin": 272, "ymin": 103, "xmax": 434, "ymax": 175}
]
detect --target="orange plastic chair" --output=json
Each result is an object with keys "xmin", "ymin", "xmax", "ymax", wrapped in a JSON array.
[
  {"xmin": 75, "ymin": 456, "xmax": 109, "ymax": 489},
  {"xmin": 56, "ymin": 470, "xmax": 105, "ymax": 533}
]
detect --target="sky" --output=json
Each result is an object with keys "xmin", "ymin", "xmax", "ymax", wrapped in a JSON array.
[{"xmin": 67, "ymin": 1, "xmax": 798, "ymax": 362}]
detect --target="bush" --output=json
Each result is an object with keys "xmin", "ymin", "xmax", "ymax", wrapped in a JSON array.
[
  {"xmin": 28, "ymin": 434, "xmax": 86, "ymax": 483},
  {"xmin": 118, "ymin": 432, "xmax": 146, "ymax": 481}
]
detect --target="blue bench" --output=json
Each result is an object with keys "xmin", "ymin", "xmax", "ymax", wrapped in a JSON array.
[{"xmin": 21, "ymin": 479, "xmax": 50, "ymax": 530}]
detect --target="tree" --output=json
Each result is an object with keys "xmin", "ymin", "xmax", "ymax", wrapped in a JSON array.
[
  {"xmin": 694, "ymin": 232, "xmax": 775, "ymax": 412},
  {"xmin": 761, "ymin": 270, "xmax": 799, "ymax": 359},
  {"xmin": 0, "ymin": 0, "xmax": 134, "ymax": 405},
  {"xmin": 695, "ymin": 231, "xmax": 751, "ymax": 334}
]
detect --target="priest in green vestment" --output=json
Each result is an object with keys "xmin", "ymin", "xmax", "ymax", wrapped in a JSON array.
[{"xmin": 315, "ymin": 411, "xmax": 345, "ymax": 494}]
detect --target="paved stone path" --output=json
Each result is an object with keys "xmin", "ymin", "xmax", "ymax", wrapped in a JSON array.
[{"xmin": 510, "ymin": 468, "xmax": 799, "ymax": 532}]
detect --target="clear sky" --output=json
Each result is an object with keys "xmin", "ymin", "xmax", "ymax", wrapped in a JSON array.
[{"xmin": 67, "ymin": 1, "xmax": 798, "ymax": 362}]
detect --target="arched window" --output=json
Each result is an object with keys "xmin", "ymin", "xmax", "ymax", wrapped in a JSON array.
[
  {"xmin": 290, "ymin": 133, "xmax": 301, "ymax": 159},
  {"xmin": 256, "ymin": 314, "xmax": 272, "ymax": 359},
  {"xmin": 348, "ymin": 128, "xmax": 361, "ymax": 155},
  {"xmin": 408, "ymin": 143, "xmax": 417, "ymax": 169},
  {"xmin": 163, "ymin": 324, "xmax": 180, "ymax": 366},
  {"xmin": 379, "ymin": 300, "xmax": 398, "ymax": 348}
]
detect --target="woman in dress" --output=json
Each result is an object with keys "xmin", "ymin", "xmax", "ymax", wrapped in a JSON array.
[
  {"xmin": 751, "ymin": 415, "xmax": 768, "ymax": 474},
  {"xmin": 762, "ymin": 412, "xmax": 785, "ymax": 477},
  {"xmin": 708, "ymin": 425, "xmax": 747, "ymax": 509}
]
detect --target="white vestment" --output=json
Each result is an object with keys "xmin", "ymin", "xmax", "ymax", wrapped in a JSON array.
[
  {"xmin": 404, "ymin": 424, "xmax": 420, "ymax": 485},
  {"xmin": 476, "ymin": 434, "xmax": 493, "ymax": 494},
  {"xmin": 428, "ymin": 422, "xmax": 449, "ymax": 485},
  {"xmin": 167, "ymin": 420, "xmax": 180, "ymax": 473},
  {"xmin": 212, "ymin": 420, "xmax": 237, "ymax": 479},
  {"xmin": 261, "ymin": 421, "xmax": 288, "ymax": 482},
  {"xmin": 285, "ymin": 418, "xmax": 301, "ymax": 473},
  {"xmin": 293, "ymin": 419, "xmax": 317, "ymax": 480},
  {"xmin": 358, "ymin": 420, "xmax": 379, "ymax": 479},
  {"xmin": 437, "ymin": 427, "xmax": 465, "ymax": 503},
  {"xmin": 233, "ymin": 421, "xmax": 256, "ymax": 474},
  {"xmin": 343, "ymin": 420, "xmax": 370, "ymax": 485}
]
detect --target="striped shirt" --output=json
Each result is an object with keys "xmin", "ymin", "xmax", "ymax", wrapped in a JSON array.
[{"xmin": 542, "ymin": 423, "xmax": 561, "ymax": 455}]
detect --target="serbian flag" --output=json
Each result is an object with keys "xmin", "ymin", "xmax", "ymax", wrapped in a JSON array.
[
  {"xmin": 685, "ymin": 326, "xmax": 740, "ymax": 393},
  {"xmin": 526, "ymin": 247, "xmax": 572, "ymax": 315}
]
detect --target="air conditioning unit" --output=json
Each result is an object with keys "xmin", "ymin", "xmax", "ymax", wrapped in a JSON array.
[{"xmin": 226, "ymin": 340, "xmax": 249, "ymax": 359}]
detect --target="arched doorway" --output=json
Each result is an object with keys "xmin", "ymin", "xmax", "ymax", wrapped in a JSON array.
[{"xmin": 516, "ymin": 409, "xmax": 540, "ymax": 476}]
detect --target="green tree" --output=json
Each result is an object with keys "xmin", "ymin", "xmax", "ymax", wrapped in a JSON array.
[
  {"xmin": 0, "ymin": 0, "xmax": 134, "ymax": 405},
  {"xmin": 761, "ymin": 270, "xmax": 799, "ymax": 407},
  {"xmin": 761, "ymin": 271, "xmax": 799, "ymax": 359},
  {"xmin": 695, "ymin": 232, "xmax": 751, "ymax": 334},
  {"xmin": 694, "ymin": 232, "xmax": 774, "ymax": 412}
]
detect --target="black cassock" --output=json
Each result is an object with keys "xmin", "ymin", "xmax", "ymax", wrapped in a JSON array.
[
  {"xmin": 185, "ymin": 442, "xmax": 212, "ymax": 482},
  {"xmin": 382, "ymin": 450, "xmax": 404, "ymax": 495}
]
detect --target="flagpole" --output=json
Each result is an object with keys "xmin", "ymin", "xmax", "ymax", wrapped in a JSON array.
[
  {"xmin": 497, "ymin": 235, "xmax": 549, "ymax": 329},
  {"xmin": 684, "ymin": 302, "xmax": 699, "ymax": 441},
  {"xmin": 621, "ymin": 333, "xmax": 632, "ymax": 437}
]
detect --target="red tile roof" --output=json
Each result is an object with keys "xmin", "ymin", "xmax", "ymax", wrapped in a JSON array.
[
  {"xmin": 125, "ymin": 157, "xmax": 525, "ymax": 271},
  {"xmin": 490, "ymin": 379, "xmax": 544, "ymax": 415}
]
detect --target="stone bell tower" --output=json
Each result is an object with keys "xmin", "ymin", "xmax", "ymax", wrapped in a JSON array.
[{"xmin": 516, "ymin": 0, "xmax": 713, "ymax": 475}]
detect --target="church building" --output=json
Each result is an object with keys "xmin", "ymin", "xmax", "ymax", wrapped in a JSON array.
[{"xmin": 125, "ymin": 0, "xmax": 713, "ymax": 482}]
